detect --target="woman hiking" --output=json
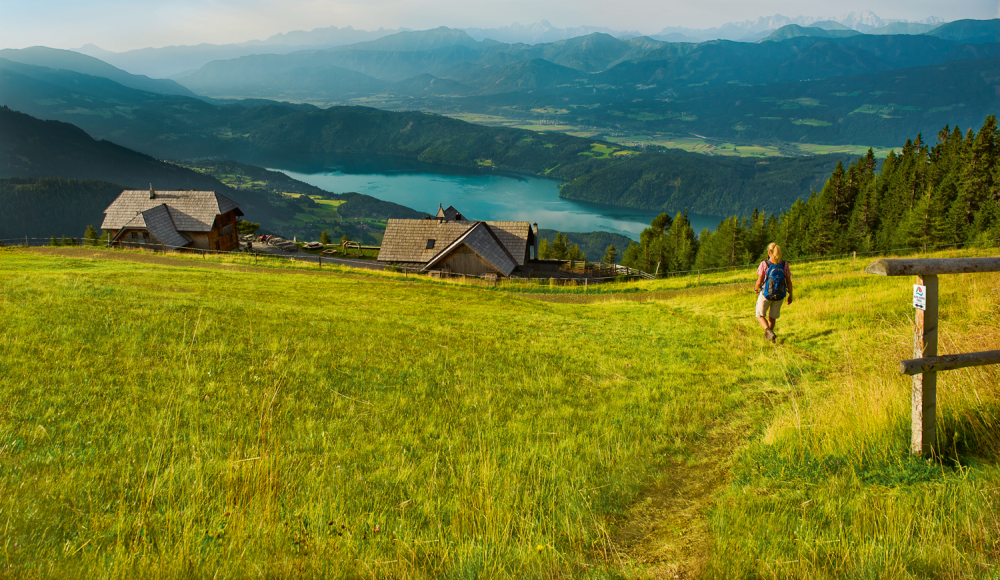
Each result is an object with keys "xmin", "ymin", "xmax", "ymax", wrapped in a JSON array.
[{"xmin": 754, "ymin": 242, "xmax": 793, "ymax": 343}]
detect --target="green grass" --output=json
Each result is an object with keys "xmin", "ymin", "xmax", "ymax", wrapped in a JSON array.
[
  {"xmin": 797, "ymin": 144, "xmax": 894, "ymax": 158},
  {"xmin": 2, "ymin": 247, "xmax": 998, "ymax": 578},
  {"xmin": 578, "ymin": 143, "xmax": 618, "ymax": 159},
  {"xmin": 792, "ymin": 119, "xmax": 833, "ymax": 127}
]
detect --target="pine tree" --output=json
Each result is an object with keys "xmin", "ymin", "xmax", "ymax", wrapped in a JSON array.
[
  {"xmin": 620, "ymin": 241, "xmax": 641, "ymax": 269},
  {"xmin": 602, "ymin": 244, "xmax": 618, "ymax": 264},
  {"xmin": 664, "ymin": 211, "xmax": 698, "ymax": 270},
  {"xmin": 950, "ymin": 115, "xmax": 998, "ymax": 242},
  {"xmin": 320, "ymin": 230, "xmax": 332, "ymax": 244},
  {"xmin": 552, "ymin": 233, "xmax": 568, "ymax": 260},
  {"xmin": 84, "ymin": 225, "xmax": 101, "ymax": 246},
  {"xmin": 538, "ymin": 238, "xmax": 551, "ymax": 259}
]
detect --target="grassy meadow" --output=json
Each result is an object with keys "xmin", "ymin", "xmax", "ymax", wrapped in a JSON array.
[{"xmin": 1, "ymin": 247, "xmax": 998, "ymax": 578}]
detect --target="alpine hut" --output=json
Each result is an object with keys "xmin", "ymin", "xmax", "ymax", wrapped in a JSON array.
[
  {"xmin": 101, "ymin": 187, "xmax": 243, "ymax": 251},
  {"xmin": 377, "ymin": 205, "xmax": 538, "ymax": 277}
]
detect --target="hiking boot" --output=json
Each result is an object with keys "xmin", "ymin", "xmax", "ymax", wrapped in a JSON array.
[{"xmin": 764, "ymin": 329, "xmax": 776, "ymax": 343}]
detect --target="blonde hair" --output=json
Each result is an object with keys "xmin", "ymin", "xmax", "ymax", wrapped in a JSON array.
[{"xmin": 768, "ymin": 243, "xmax": 783, "ymax": 263}]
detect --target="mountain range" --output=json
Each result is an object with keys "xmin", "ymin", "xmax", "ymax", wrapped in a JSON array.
[
  {"xmin": 9, "ymin": 18, "xmax": 1000, "ymax": 152},
  {"xmin": 169, "ymin": 21, "xmax": 1000, "ymax": 103},
  {"xmin": 653, "ymin": 10, "xmax": 944, "ymax": 42},
  {"xmin": 70, "ymin": 11, "xmax": 945, "ymax": 79}
]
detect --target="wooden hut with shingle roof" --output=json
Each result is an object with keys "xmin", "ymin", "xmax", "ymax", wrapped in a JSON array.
[
  {"xmin": 378, "ymin": 206, "xmax": 537, "ymax": 277},
  {"xmin": 101, "ymin": 187, "xmax": 243, "ymax": 251}
]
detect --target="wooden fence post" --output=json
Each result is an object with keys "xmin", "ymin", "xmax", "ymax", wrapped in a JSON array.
[
  {"xmin": 912, "ymin": 274, "xmax": 939, "ymax": 457},
  {"xmin": 853, "ymin": 251, "xmax": 856, "ymax": 268}
]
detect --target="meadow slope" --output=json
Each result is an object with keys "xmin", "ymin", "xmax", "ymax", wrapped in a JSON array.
[{"xmin": 0, "ymin": 247, "xmax": 998, "ymax": 579}]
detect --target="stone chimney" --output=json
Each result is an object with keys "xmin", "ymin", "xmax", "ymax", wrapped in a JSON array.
[
  {"xmin": 149, "ymin": 184, "xmax": 155, "ymax": 200},
  {"xmin": 533, "ymin": 222, "xmax": 539, "ymax": 260}
]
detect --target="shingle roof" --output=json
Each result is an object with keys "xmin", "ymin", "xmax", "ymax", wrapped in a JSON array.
[
  {"xmin": 101, "ymin": 190, "xmax": 242, "ymax": 232},
  {"xmin": 378, "ymin": 217, "xmax": 533, "ymax": 269},
  {"xmin": 142, "ymin": 204, "xmax": 193, "ymax": 248},
  {"xmin": 423, "ymin": 222, "xmax": 517, "ymax": 276},
  {"xmin": 482, "ymin": 221, "xmax": 531, "ymax": 266},
  {"xmin": 378, "ymin": 219, "xmax": 474, "ymax": 263},
  {"xmin": 438, "ymin": 205, "xmax": 463, "ymax": 221}
]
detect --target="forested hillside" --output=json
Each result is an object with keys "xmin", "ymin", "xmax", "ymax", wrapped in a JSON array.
[
  {"xmin": 0, "ymin": 178, "xmax": 123, "ymax": 240},
  {"xmin": 558, "ymin": 150, "xmax": 848, "ymax": 215},
  {"xmin": 620, "ymin": 115, "xmax": 1000, "ymax": 273}
]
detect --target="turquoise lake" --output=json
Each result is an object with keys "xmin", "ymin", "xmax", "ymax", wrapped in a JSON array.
[{"xmin": 276, "ymin": 159, "xmax": 722, "ymax": 241}]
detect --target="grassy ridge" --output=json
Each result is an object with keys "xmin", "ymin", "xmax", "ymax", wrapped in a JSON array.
[{"xmin": 1, "ymin": 248, "xmax": 998, "ymax": 577}]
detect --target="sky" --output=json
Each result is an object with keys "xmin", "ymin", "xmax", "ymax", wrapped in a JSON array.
[{"xmin": 0, "ymin": 0, "xmax": 997, "ymax": 52}]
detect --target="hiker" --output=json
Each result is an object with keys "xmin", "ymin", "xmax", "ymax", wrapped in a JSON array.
[{"xmin": 754, "ymin": 242, "xmax": 793, "ymax": 343}]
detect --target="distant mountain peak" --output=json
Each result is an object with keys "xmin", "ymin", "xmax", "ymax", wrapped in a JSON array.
[
  {"xmin": 464, "ymin": 21, "xmax": 641, "ymax": 44},
  {"xmin": 655, "ymin": 10, "xmax": 945, "ymax": 40}
]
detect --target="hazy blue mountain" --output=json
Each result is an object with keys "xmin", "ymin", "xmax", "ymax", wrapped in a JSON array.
[
  {"xmin": 447, "ymin": 58, "xmax": 583, "ymax": 94},
  {"xmin": 926, "ymin": 19, "xmax": 1000, "ymax": 44},
  {"xmin": 463, "ymin": 20, "xmax": 642, "ymax": 44},
  {"xmin": 654, "ymin": 10, "xmax": 942, "ymax": 40},
  {"xmin": 326, "ymin": 27, "xmax": 496, "ymax": 53},
  {"xmin": 831, "ymin": 34, "xmax": 1000, "ymax": 68},
  {"xmin": 308, "ymin": 45, "xmax": 491, "ymax": 82},
  {"xmin": 0, "ymin": 61, "xmax": 276, "ymax": 158},
  {"xmin": 808, "ymin": 20, "xmax": 853, "ymax": 30},
  {"xmin": 171, "ymin": 23, "xmax": 995, "ymax": 105},
  {"xmin": 179, "ymin": 54, "xmax": 390, "ymax": 99},
  {"xmin": 592, "ymin": 38, "xmax": 888, "ymax": 94},
  {"xmin": 496, "ymin": 34, "xmax": 667, "ymax": 73},
  {"xmin": 761, "ymin": 25, "xmax": 863, "ymax": 42},
  {"xmin": 244, "ymin": 25, "xmax": 407, "ymax": 48},
  {"xmin": 0, "ymin": 46, "xmax": 198, "ymax": 97},
  {"xmin": 388, "ymin": 74, "xmax": 472, "ymax": 97},
  {"xmin": 867, "ymin": 22, "xmax": 942, "ymax": 35},
  {"xmin": 74, "ymin": 26, "xmax": 405, "ymax": 78},
  {"xmin": 648, "ymin": 32, "xmax": 704, "ymax": 43}
]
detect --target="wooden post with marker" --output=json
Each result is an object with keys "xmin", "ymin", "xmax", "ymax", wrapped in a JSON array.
[
  {"xmin": 912, "ymin": 274, "xmax": 938, "ymax": 457},
  {"xmin": 866, "ymin": 257, "xmax": 1000, "ymax": 457}
]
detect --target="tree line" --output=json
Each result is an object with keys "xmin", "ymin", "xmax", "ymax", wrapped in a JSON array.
[{"xmin": 618, "ymin": 115, "xmax": 1000, "ymax": 274}]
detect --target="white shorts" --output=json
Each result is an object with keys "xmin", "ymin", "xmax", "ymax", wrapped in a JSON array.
[{"xmin": 756, "ymin": 292, "xmax": 783, "ymax": 319}]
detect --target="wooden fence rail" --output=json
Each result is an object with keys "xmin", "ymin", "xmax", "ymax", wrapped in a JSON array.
[{"xmin": 866, "ymin": 257, "xmax": 1000, "ymax": 457}]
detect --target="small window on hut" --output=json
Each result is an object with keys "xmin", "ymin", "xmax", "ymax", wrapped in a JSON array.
[{"xmin": 426, "ymin": 239, "xmax": 436, "ymax": 249}]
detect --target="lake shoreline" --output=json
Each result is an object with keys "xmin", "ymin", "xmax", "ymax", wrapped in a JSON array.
[{"xmin": 269, "ymin": 157, "xmax": 722, "ymax": 240}]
